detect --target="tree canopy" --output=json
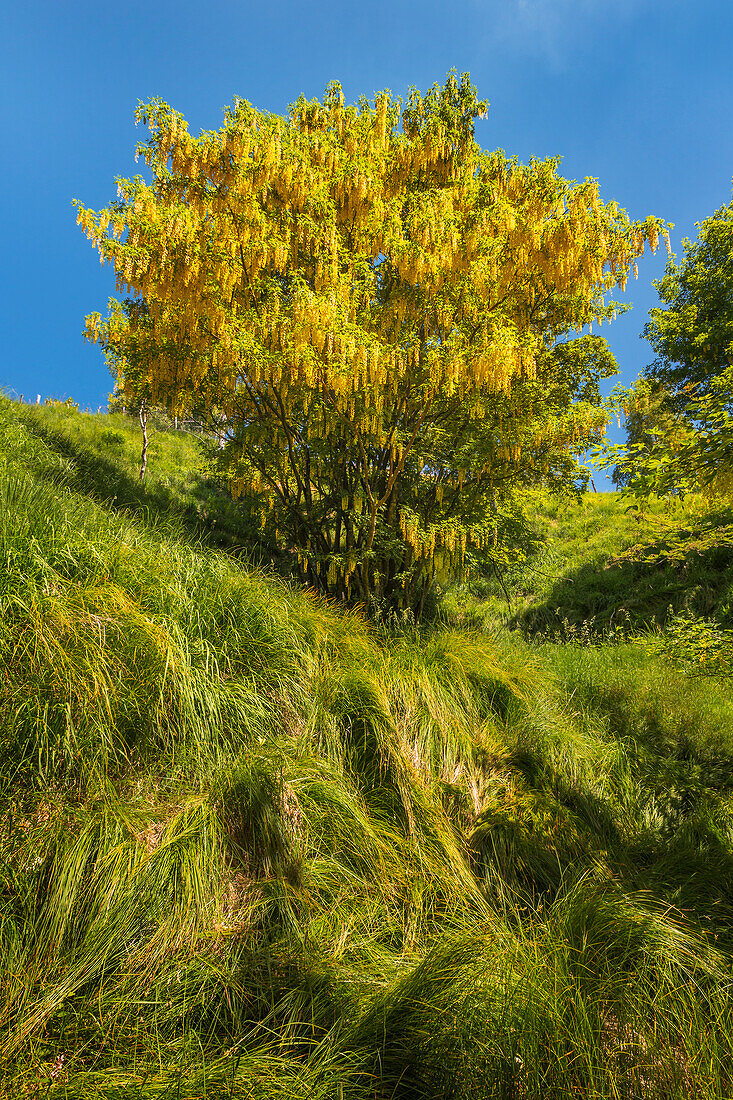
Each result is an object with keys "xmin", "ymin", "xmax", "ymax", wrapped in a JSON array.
[
  {"xmin": 646, "ymin": 191, "xmax": 733, "ymax": 407},
  {"xmin": 610, "ymin": 189, "xmax": 733, "ymax": 498},
  {"xmin": 78, "ymin": 74, "xmax": 663, "ymax": 612}
]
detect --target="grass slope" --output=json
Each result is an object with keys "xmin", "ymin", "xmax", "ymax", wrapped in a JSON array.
[
  {"xmin": 445, "ymin": 491, "xmax": 733, "ymax": 639},
  {"xmin": 13, "ymin": 401, "xmax": 260, "ymax": 551},
  {"xmin": 1, "ymin": 399, "xmax": 733, "ymax": 1098}
]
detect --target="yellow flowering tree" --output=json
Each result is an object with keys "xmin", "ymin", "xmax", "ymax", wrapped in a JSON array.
[{"xmin": 78, "ymin": 74, "xmax": 665, "ymax": 612}]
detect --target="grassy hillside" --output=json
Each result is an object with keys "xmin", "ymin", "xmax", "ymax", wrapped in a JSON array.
[
  {"xmin": 2, "ymin": 398, "xmax": 733, "ymax": 1098},
  {"xmin": 12, "ymin": 400, "xmax": 260, "ymax": 552},
  {"xmin": 444, "ymin": 491, "xmax": 733, "ymax": 642}
]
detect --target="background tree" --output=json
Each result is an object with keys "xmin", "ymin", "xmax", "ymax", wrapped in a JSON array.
[
  {"xmin": 609, "ymin": 376, "xmax": 682, "ymax": 490},
  {"xmin": 78, "ymin": 74, "xmax": 664, "ymax": 612},
  {"xmin": 608, "ymin": 188, "xmax": 733, "ymax": 498},
  {"xmin": 645, "ymin": 190, "xmax": 733, "ymax": 409}
]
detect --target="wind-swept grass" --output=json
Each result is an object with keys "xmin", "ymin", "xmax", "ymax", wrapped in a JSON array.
[{"xmin": 2, "ymin": 397, "xmax": 733, "ymax": 1097}]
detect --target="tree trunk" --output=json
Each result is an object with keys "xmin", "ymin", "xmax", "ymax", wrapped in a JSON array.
[{"xmin": 139, "ymin": 404, "xmax": 149, "ymax": 481}]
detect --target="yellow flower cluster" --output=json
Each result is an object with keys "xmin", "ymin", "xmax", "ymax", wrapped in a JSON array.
[{"xmin": 77, "ymin": 83, "xmax": 667, "ymax": 586}]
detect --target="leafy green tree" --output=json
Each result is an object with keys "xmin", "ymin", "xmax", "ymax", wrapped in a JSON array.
[
  {"xmin": 78, "ymin": 74, "xmax": 662, "ymax": 613},
  {"xmin": 609, "ymin": 375, "xmax": 682, "ymax": 490},
  {"xmin": 608, "ymin": 189, "xmax": 733, "ymax": 498},
  {"xmin": 645, "ymin": 191, "xmax": 733, "ymax": 409}
]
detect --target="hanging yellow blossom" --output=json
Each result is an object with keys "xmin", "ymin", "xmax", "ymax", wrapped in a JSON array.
[{"xmin": 78, "ymin": 73, "xmax": 665, "ymax": 614}]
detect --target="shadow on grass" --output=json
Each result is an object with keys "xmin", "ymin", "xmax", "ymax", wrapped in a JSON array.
[
  {"xmin": 504, "ymin": 740, "xmax": 733, "ymax": 937},
  {"xmin": 20, "ymin": 412, "xmax": 267, "ymax": 557},
  {"xmin": 517, "ymin": 520, "xmax": 733, "ymax": 639}
]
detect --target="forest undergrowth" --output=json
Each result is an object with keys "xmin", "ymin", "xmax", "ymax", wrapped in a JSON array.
[{"xmin": 2, "ymin": 398, "xmax": 733, "ymax": 1098}]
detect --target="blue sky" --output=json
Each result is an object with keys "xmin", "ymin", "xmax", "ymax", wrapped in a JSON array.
[{"xmin": 2, "ymin": 0, "xmax": 732, "ymax": 486}]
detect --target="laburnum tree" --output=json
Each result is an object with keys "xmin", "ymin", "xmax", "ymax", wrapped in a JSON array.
[{"xmin": 78, "ymin": 74, "xmax": 664, "ymax": 613}]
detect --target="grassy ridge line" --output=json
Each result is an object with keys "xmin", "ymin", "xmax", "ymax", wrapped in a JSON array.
[{"xmin": 1, "ymin": 398, "xmax": 733, "ymax": 1098}]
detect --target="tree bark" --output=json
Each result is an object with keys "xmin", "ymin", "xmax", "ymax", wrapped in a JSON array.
[{"xmin": 139, "ymin": 404, "xmax": 149, "ymax": 481}]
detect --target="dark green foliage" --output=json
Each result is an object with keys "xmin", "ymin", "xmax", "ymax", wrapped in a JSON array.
[
  {"xmin": 645, "ymin": 192, "xmax": 733, "ymax": 406},
  {"xmin": 608, "ymin": 190, "xmax": 733, "ymax": 498}
]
